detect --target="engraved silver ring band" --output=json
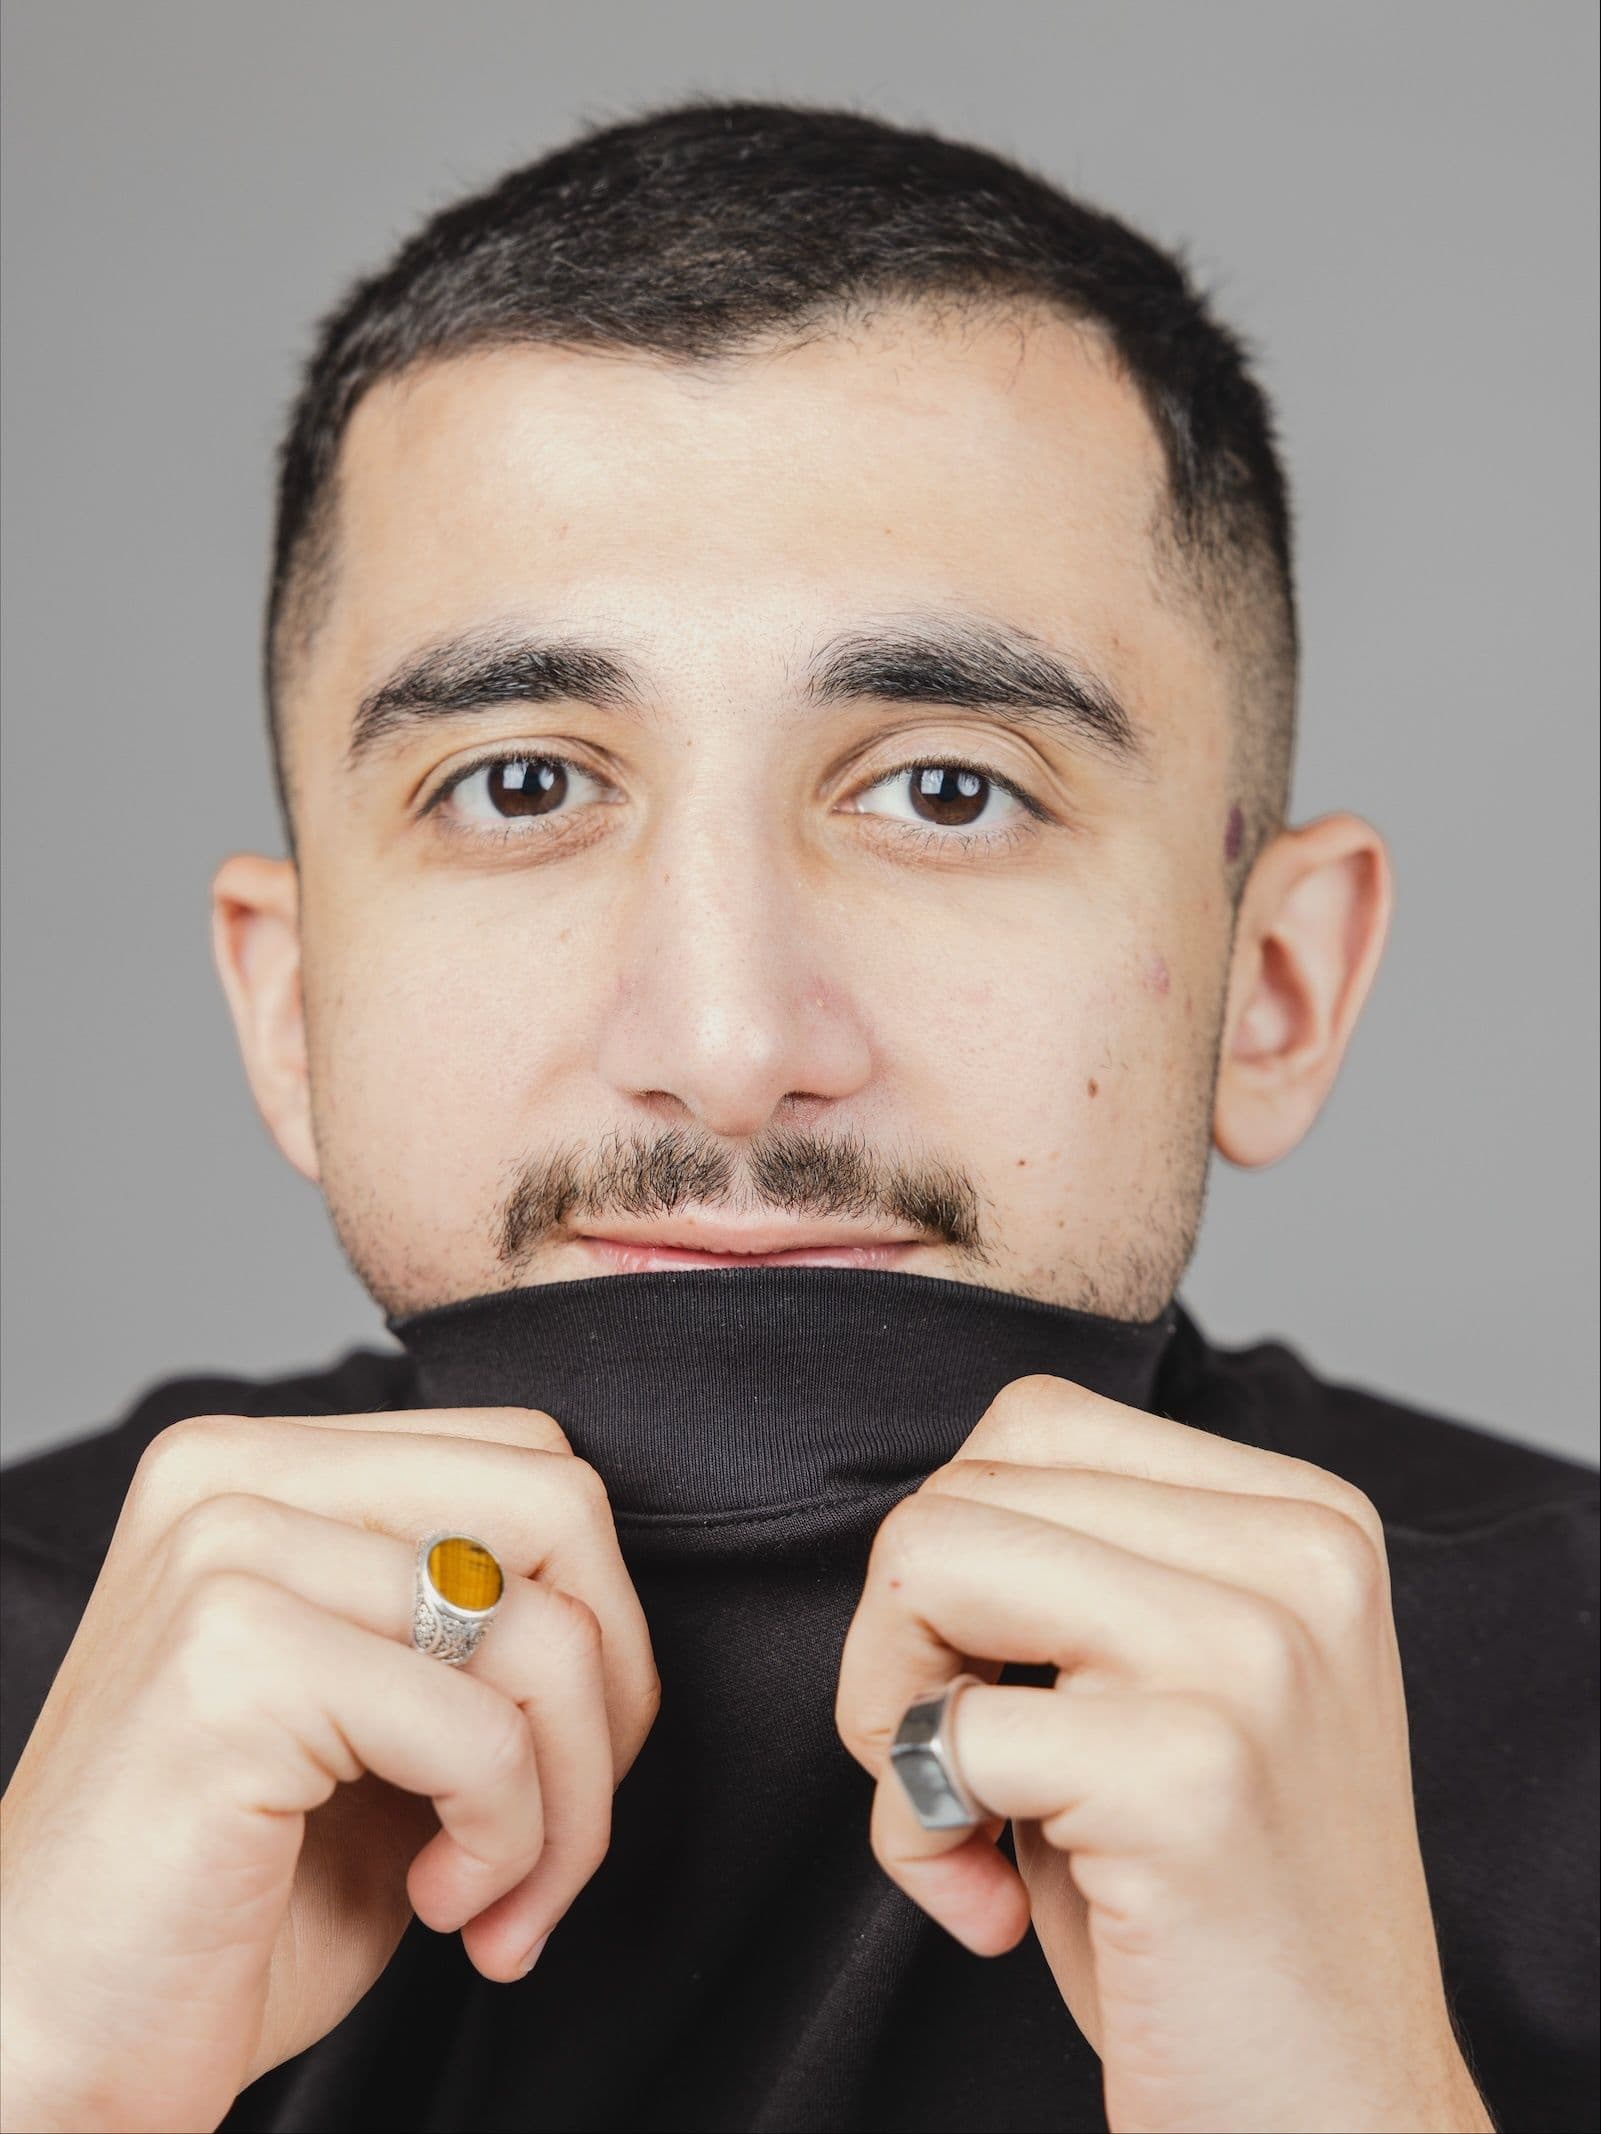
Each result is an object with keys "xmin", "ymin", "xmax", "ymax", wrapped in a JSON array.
[{"xmin": 410, "ymin": 1530, "xmax": 506, "ymax": 1668}]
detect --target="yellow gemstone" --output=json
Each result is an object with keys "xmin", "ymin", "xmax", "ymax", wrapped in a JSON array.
[{"xmin": 428, "ymin": 1536, "xmax": 503, "ymax": 1611}]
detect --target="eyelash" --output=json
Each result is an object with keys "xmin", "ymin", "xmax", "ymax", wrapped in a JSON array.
[{"xmin": 419, "ymin": 746, "xmax": 1054, "ymax": 858}]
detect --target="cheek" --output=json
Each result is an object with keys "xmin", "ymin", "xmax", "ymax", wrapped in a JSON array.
[
  {"xmin": 936, "ymin": 968, "xmax": 1117, "ymax": 1146},
  {"xmin": 957, "ymin": 950, "xmax": 1200, "ymax": 1176},
  {"xmin": 303, "ymin": 899, "xmax": 582, "ymax": 1211}
]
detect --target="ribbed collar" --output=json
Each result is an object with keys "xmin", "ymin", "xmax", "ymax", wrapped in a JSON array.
[{"xmin": 387, "ymin": 1267, "xmax": 1180, "ymax": 1519}]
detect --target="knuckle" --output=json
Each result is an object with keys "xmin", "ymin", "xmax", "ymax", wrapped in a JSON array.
[
  {"xmin": 562, "ymin": 1456, "xmax": 612, "ymax": 1521},
  {"xmin": 1323, "ymin": 1471, "xmax": 1383, "ymax": 1534},
  {"xmin": 497, "ymin": 1405, "xmax": 573, "ymax": 1455},
  {"xmin": 995, "ymin": 1372, "xmax": 1067, "ymax": 1409},
  {"xmin": 1286, "ymin": 1460, "xmax": 1386, "ymax": 1552},
  {"xmin": 832, "ymin": 1643, "xmax": 879, "ymax": 1769},
  {"xmin": 839, "ymin": 1719, "xmax": 883, "ymax": 1778},
  {"xmin": 474, "ymin": 1694, "xmax": 537, "ymax": 1787},
  {"xmin": 165, "ymin": 1568, "xmax": 284, "ymax": 1716},
  {"xmin": 186, "ymin": 1564, "xmax": 277, "ymax": 1642},
  {"xmin": 539, "ymin": 1583, "xmax": 604, "ymax": 1659},
  {"xmin": 1164, "ymin": 1697, "xmax": 1262, "ymax": 1844},
  {"xmin": 866, "ymin": 1501, "xmax": 920, "ymax": 1589},
  {"xmin": 873, "ymin": 1485, "xmax": 948, "ymax": 1571},
  {"xmin": 832, "ymin": 1681, "xmax": 869, "ymax": 1767},
  {"xmin": 968, "ymin": 1372, "xmax": 1071, "ymax": 1455},
  {"xmin": 923, "ymin": 1456, "xmax": 1004, "ymax": 1500},
  {"xmin": 1331, "ymin": 1483, "xmax": 1388, "ymax": 1566},
  {"xmin": 132, "ymin": 1413, "xmax": 246, "ymax": 1506},
  {"xmin": 1223, "ymin": 1592, "xmax": 1309, "ymax": 1718},
  {"xmin": 1290, "ymin": 1501, "xmax": 1386, "ymax": 1628},
  {"xmin": 1060, "ymin": 1851, "xmax": 1170, "ymax": 1936},
  {"xmin": 163, "ymin": 1491, "xmax": 279, "ymax": 1583}
]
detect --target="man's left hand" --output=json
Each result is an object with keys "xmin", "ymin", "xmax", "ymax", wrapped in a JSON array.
[{"xmin": 835, "ymin": 1373, "xmax": 1496, "ymax": 2134}]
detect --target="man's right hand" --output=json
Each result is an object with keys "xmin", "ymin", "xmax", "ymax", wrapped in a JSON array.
[{"xmin": 0, "ymin": 1403, "xmax": 660, "ymax": 2134}]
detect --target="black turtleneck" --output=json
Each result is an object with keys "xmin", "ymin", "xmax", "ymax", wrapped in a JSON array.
[
  {"xmin": 390, "ymin": 1266, "xmax": 1180, "ymax": 1516},
  {"xmin": 1, "ymin": 1270, "xmax": 1595, "ymax": 2133}
]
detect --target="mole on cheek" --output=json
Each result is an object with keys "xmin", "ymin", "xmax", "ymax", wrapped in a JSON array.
[{"xmin": 1224, "ymin": 804, "xmax": 1244, "ymax": 863}]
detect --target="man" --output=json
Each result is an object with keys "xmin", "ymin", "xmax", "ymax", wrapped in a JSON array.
[{"xmin": 0, "ymin": 95, "xmax": 1593, "ymax": 2134}]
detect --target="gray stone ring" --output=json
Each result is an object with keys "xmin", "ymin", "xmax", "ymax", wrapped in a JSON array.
[{"xmin": 888, "ymin": 1672, "xmax": 989, "ymax": 1830}]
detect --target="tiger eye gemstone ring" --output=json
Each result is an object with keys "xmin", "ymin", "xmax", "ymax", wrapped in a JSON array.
[{"xmin": 410, "ymin": 1531, "xmax": 506, "ymax": 1666}]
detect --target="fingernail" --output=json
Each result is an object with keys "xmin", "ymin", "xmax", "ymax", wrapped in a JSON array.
[{"xmin": 514, "ymin": 1931, "xmax": 551, "ymax": 1979}]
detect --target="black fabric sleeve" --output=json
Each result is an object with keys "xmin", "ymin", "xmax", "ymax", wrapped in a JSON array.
[{"xmin": 1, "ymin": 1531, "xmax": 96, "ymax": 1794}]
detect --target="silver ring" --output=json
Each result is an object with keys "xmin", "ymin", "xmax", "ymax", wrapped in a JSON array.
[
  {"xmin": 411, "ymin": 1531, "xmax": 505, "ymax": 1667},
  {"xmin": 888, "ymin": 1671, "xmax": 988, "ymax": 1830}
]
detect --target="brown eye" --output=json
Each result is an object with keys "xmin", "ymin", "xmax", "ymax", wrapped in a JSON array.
[
  {"xmin": 908, "ymin": 765, "xmax": 992, "ymax": 827},
  {"xmin": 849, "ymin": 758, "xmax": 1040, "ymax": 849},
  {"xmin": 431, "ymin": 751, "xmax": 613, "ymax": 841},
  {"xmin": 486, "ymin": 758, "xmax": 566, "ymax": 816}
]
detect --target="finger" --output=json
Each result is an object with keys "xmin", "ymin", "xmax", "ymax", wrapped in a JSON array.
[
  {"xmin": 285, "ymin": 1405, "xmax": 578, "ymax": 1455},
  {"xmin": 125, "ymin": 1413, "xmax": 659, "ymax": 1778},
  {"xmin": 948, "ymin": 1680, "xmax": 1265, "ymax": 1867},
  {"xmin": 441, "ymin": 1585, "xmax": 613, "ymax": 1978},
  {"xmin": 869, "ymin": 1726, "xmax": 1029, "ymax": 1958},
  {"xmin": 144, "ymin": 1567, "xmax": 548, "ymax": 1981},
  {"xmin": 876, "ymin": 1682, "xmax": 1261, "ymax": 1946},
  {"xmin": 921, "ymin": 1461, "xmax": 1388, "ymax": 1647},
  {"xmin": 406, "ymin": 1582, "xmax": 614, "ymax": 1974},
  {"xmin": 836, "ymin": 1493, "xmax": 1296, "ymax": 1770},
  {"xmin": 156, "ymin": 1491, "xmax": 615, "ymax": 1967},
  {"xmin": 964, "ymin": 1376, "xmax": 1382, "ymax": 1544}
]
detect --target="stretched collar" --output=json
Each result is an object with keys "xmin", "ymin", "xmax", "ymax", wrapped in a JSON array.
[{"xmin": 388, "ymin": 1265, "xmax": 1180, "ymax": 1518}]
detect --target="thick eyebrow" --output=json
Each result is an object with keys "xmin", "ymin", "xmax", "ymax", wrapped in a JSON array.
[{"xmin": 346, "ymin": 610, "xmax": 1147, "ymax": 770}]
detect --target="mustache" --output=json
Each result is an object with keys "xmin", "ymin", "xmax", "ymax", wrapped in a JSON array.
[{"xmin": 495, "ymin": 1123, "xmax": 991, "ymax": 1264}]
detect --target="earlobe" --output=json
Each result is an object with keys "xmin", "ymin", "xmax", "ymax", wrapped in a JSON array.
[
  {"xmin": 209, "ymin": 852, "xmax": 321, "ymax": 1185},
  {"xmin": 1213, "ymin": 813, "xmax": 1393, "ymax": 1169}
]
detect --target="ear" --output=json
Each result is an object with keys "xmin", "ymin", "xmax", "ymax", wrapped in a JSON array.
[
  {"xmin": 210, "ymin": 852, "xmax": 320, "ymax": 1184},
  {"xmin": 1213, "ymin": 812, "xmax": 1393, "ymax": 1168}
]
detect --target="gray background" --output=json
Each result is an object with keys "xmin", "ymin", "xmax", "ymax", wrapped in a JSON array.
[{"xmin": 2, "ymin": 2, "xmax": 1596, "ymax": 1467}]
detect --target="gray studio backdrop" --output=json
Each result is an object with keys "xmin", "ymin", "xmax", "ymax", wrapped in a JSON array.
[{"xmin": 2, "ymin": 2, "xmax": 1597, "ymax": 1467}]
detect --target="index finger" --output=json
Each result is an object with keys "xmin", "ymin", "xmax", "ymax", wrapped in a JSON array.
[
  {"xmin": 288, "ymin": 1403, "xmax": 577, "ymax": 1454},
  {"xmin": 869, "ymin": 1691, "xmax": 1025, "ymax": 1958},
  {"xmin": 967, "ymin": 1376, "xmax": 1382, "ymax": 1543}
]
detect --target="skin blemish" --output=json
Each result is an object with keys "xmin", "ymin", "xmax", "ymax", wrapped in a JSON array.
[
  {"xmin": 1087, "ymin": 1078, "xmax": 1099, "ymax": 1098},
  {"xmin": 1224, "ymin": 803, "xmax": 1245, "ymax": 863},
  {"xmin": 1143, "ymin": 954, "xmax": 1171, "ymax": 997}
]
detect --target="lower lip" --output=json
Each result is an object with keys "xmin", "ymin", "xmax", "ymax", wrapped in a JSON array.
[{"xmin": 575, "ymin": 1237, "xmax": 921, "ymax": 1274}]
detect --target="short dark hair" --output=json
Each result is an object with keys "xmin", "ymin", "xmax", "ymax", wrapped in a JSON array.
[{"xmin": 265, "ymin": 95, "xmax": 1298, "ymax": 885}]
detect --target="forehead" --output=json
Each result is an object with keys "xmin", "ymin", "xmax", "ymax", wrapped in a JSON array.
[{"xmin": 306, "ymin": 305, "xmax": 1200, "ymax": 738}]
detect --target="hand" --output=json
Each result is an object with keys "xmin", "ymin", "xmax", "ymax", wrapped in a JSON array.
[
  {"xmin": 0, "ymin": 1404, "xmax": 659, "ymax": 2134},
  {"xmin": 835, "ymin": 1374, "xmax": 1495, "ymax": 2134}
]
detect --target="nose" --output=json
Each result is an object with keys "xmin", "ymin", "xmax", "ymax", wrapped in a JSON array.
[{"xmin": 594, "ymin": 807, "xmax": 874, "ymax": 1142}]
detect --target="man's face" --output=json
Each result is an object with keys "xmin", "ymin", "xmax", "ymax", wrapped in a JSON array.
[{"xmin": 280, "ymin": 306, "xmax": 1239, "ymax": 1319}]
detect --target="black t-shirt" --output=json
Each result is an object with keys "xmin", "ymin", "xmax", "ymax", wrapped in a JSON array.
[{"xmin": 2, "ymin": 1269, "xmax": 1596, "ymax": 2133}]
